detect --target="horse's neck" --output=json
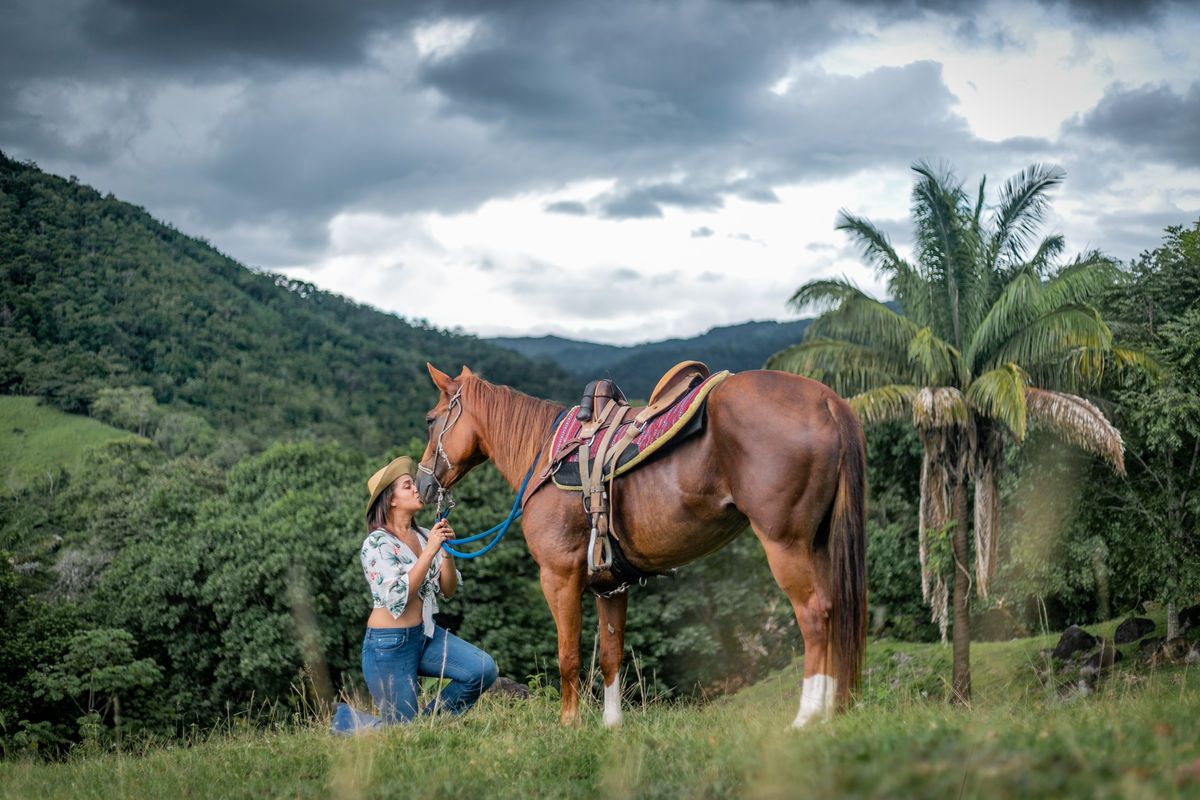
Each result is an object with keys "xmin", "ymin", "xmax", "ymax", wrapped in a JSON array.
[{"xmin": 473, "ymin": 383, "xmax": 563, "ymax": 489}]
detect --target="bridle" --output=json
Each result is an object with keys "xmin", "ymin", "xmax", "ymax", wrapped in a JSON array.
[
  {"xmin": 415, "ymin": 384, "xmax": 572, "ymax": 559},
  {"xmin": 417, "ymin": 386, "xmax": 463, "ymax": 519}
]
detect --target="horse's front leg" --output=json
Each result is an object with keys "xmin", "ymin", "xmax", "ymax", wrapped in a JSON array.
[
  {"xmin": 595, "ymin": 589, "xmax": 629, "ymax": 728},
  {"xmin": 539, "ymin": 566, "xmax": 586, "ymax": 725}
]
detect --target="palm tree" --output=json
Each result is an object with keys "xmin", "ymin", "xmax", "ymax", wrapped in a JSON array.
[{"xmin": 768, "ymin": 161, "xmax": 1143, "ymax": 703}]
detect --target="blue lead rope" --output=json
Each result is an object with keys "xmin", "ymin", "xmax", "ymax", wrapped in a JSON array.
[{"xmin": 439, "ymin": 409, "xmax": 568, "ymax": 559}]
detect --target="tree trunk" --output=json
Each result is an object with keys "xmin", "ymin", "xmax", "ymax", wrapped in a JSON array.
[
  {"xmin": 1167, "ymin": 600, "xmax": 1179, "ymax": 641},
  {"xmin": 950, "ymin": 478, "xmax": 971, "ymax": 705}
]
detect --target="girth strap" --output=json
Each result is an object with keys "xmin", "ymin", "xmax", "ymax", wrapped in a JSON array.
[{"xmin": 579, "ymin": 400, "xmax": 627, "ymax": 572}]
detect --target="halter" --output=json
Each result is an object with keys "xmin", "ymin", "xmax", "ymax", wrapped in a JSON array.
[
  {"xmin": 418, "ymin": 391, "xmax": 570, "ymax": 559},
  {"xmin": 417, "ymin": 386, "xmax": 463, "ymax": 518}
]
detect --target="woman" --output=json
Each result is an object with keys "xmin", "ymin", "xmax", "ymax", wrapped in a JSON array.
[{"xmin": 332, "ymin": 455, "xmax": 497, "ymax": 734}]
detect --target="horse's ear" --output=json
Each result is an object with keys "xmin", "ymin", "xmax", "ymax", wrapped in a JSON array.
[
  {"xmin": 427, "ymin": 363, "xmax": 457, "ymax": 393},
  {"xmin": 458, "ymin": 365, "xmax": 474, "ymax": 379}
]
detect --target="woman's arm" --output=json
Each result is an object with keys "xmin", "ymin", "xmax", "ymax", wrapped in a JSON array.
[{"xmin": 432, "ymin": 519, "xmax": 460, "ymax": 599}]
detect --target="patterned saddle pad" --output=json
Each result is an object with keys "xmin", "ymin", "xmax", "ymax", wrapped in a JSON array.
[{"xmin": 550, "ymin": 370, "xmax": 730, "ymax": 490}]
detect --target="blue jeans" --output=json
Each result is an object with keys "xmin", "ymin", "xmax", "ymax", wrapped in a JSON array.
[{"xmin": 332, "ymin": 624, "xmax": 497, "ymax": 734}]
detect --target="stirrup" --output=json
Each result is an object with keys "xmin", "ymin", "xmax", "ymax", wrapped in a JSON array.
[{"xmin": 587, "ymin": 526, "xmax": 612, "ymax": 572}]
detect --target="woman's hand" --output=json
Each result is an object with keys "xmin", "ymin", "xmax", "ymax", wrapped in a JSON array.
[
  {"xmin": 428, "ymin": 519, "xmax": 455, "ymax": 550},
  {"xmin": 431, "ymin": 519, "xmax": 459, "ymax": 598}
]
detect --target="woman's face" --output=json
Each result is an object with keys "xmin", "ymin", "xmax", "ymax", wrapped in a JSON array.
[{"xmin": 389, "ymin": 474, "xmax": 424, "ymax": 514}]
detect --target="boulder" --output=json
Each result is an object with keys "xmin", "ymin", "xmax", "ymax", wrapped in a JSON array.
[
  {"xmin": 1139, "ymin": 636, "xmax": 1164, "ymax": 663},
  {"xmin": 488, "ymin": 676, "xmax": 532, "ymax": 699},
  {"xmin": 1180, "ymin": 603, "xmax": 1200, "ymax": 634},
  {"xmin": 1052, "ymin": 625, "xmax": 1098, "ymax": 660},
  {"xmin": 1114, "ymin": 617, "xmax": 1156, "ymax": 644},
  {"xmin": 1084, "ymin": 641, "xmax": 1122, "ymax": 671},
  {"xmin": 1162, "ymin": 637, "xmax": 1192, "ymax": 662}
]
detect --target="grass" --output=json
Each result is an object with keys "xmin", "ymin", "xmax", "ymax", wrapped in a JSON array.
[
  {"xmin": 0, "ymin": 397, "xmax": 132, "ymax": 492},
  {"xmin": 3, "ymin": 627, "xmax": 1199, "ymax": 799}
]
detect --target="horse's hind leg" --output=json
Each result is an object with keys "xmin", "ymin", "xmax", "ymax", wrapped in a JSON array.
[
  {"xmin": 755, "ymin": 529, "xmax": 837, "ymax": 728},
  {"xmin": 539, "ymin": 566, "xmax": 586, "ymax": 725},
  {"xmin": 594, "ymin": 590, "xmax": 628, "ymax": 728}
]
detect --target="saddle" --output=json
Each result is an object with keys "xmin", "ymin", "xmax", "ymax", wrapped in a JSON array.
[{"xmin": 540, "ymin": 361, "xmax": 729, "ymax": 582}]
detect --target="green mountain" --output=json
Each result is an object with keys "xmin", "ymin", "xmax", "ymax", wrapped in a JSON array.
[
  {"xmin": 492, "ymin": 319, "xmax": 813, "ymax": 400},
  {"xmin": 0, "ymin": 152, "xmax": 579, "ymax": 456}
]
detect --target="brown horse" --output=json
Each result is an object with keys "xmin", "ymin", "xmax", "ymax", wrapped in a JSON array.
[{"xmin": 416, "ymin": 364, "xmax": 867, "ymax": 728}]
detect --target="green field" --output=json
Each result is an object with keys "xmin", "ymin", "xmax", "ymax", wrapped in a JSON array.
[
  {"xmin": 2, "ymin": 625, "xmax": 1197, "ymax": 799},
  {"xmin": 0, "ymin": 397, "xmax": 133, "ymax": 492}
]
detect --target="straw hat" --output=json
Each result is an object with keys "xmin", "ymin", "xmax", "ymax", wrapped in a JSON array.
[{"xmin": 366, "ymin": 456, "xmax": 417, "ymax": 515}]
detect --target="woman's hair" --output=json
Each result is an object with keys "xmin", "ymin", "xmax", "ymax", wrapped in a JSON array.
[{"xmin": 366, "ymin": 484, "xmax": 395, "ymax": 533}]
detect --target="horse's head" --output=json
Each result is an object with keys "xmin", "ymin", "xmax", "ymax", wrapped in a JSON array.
[{"xmin": 416, "ymin": 363, "xmax": 488, "ymax": 505}]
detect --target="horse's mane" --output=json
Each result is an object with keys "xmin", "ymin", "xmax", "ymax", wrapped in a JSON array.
[{"xmin": 461, "ymin": 375, "xmax": 564, "ymax": 475}]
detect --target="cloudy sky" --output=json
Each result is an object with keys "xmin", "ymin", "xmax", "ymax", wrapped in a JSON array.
[{"xmin": 3, "ymin": 0, "xmax": 1198, "ymax": 345}]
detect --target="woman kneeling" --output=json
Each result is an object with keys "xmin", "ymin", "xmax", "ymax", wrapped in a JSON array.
[{"xmin": 333, "ymin": 456, "xmax": 497, "ymax": 733}]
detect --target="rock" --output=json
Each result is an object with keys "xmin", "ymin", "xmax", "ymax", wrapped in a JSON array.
[
  {"xmin": 1114, "ymin": 617, "xmax": 1156, "ymax": 645},
  {"xmin": 1052, "ymin": 625, "xmax": 1098, "ymax": 660},
  {"xmin": 1180, "ymin": 603, "xmax": 1200, "ymax": 634},
  {"xmin": 1163, "ymin": 637, "xmax": 1192, "ymax": 662},
  {"xmin": 488, "ymin": 676, "xmax": 532, "ymax": 699},
  {"xmin": 1084, "ymin": 641, "xmax": 1122, "ymax": 671},
  {"xmin": 1139, "ymin": 636, "xmax": 1164, "ymax": 663}
]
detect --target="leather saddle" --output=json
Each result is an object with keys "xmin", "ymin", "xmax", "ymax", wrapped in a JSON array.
[{"xmin": 551, "ymin": 361, "xmax": 716, "ymax": 578}]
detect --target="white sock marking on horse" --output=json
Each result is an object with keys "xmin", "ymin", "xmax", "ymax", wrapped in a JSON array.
[
  {"xmin": 603, "ymin": 679, "xmax": 623, "ymax": 728},
  {"xmin": 791, "ymin": 674, "xmax": 836, "ymax": 728}
]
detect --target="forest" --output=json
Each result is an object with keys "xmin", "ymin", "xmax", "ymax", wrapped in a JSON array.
[{"xmin": 2, "ymin": 152, "xmax": 1198, "ymax": 757}]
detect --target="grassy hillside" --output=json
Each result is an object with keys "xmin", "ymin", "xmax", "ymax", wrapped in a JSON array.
[
  {"xmin": 0, "ymin": 396, "xmax": 131, "ymax": 492},
  {"xmin": 0, "ymin": 152, "xmax": 579, "ymax": 456},
  {"xmin": 3, "ymin": 620, "xmax": 1197, "ymax": 798}
]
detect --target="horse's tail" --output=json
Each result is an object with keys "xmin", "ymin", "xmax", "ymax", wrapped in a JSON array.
[{"xmin": 828, "ymin": 397, "xmax": 868, "ymax": 709}]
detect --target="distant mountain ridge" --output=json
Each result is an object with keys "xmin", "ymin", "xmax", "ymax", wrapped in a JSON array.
[{"xmin": 491, "ymin": 319, "xmax": 813, "ymax": 400}]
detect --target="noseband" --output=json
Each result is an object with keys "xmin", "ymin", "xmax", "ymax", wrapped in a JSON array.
[{"xmin": 418, "ymin": 386, "xmax": 463, "ymax": 518}]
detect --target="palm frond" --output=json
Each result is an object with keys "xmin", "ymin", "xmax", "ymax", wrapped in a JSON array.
[
  {"xmin": 967, "ymin": 363, "xmax": 1030, "ymax": 439},
  {"xmin": 805, "ymin": 294, "xmax": 921, "ymax": 356},
  {"xmin": 907, "ymin": 327, "xmax": 964, "ymax": 385},
  {"xmin": 787, "ymin": 277, "xmax": 868, "ymax": 315},
  {"xmin": 834, "ymin": 211, "xmax": 910, "ymax": 276},
  {"xmin": 1041, "ymin": 253, "xmax": 1121, "ymax": 308},
  {"xmin": 991, "ymin": 163, "xmax": 1065, "ymax": 263},
  {"xmin": 911, "ymin": 161, "xmax": 988, "ymax": 351},
  {"xmin": 966, "ymin": 266, "xmax": 1043, "ymax": 370},
  {"xmin": 973, "ymin": 458, "xmax": 999, "ymax": 598},
  {"xmin": 990, "ymin": 304, "xmax": 1112, "ymax": 375},
  {"xmin": 1025, "ymin": 387, "xmax": 1125, "ymax": 475},
  {"xmin": 1055, "ymin": 343, "xmax": 1162, "ymax": 391},
  {"xmin": 1111, "ymin": 347, "xmax": 1163, "ymax": 381},
  {"xmin": 912, "ymin": 386, "xmax": 969, "ymax": 430},
  {"xmin": 765, "ymin": 339, "xmax": 904, "ymax": 397},
  {"xmin": 918, "ymin": 452, "xmax": 951, "ymax": 642},
  {"xmin": 1023, "ymin": 234, "xmax": 1066, "ymax": 276},
  {"xmin": 847, "ymin": 385, "xmax": 918, "ymax": 425}
]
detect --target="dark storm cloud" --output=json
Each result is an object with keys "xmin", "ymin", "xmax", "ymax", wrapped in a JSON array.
[
  {"xmin": 1, "ymin": 0, "xmax": 1189, "ymax": 272},
  {"xmin": 1071, "ymin": 81, "xmax": 1200, "ymax": 167},
  {"xmin": 601, "ymin": 195, "xmax": 664, "ymax": 220},
  {"xmin": 545, "ymin": 201, "xmax": 587, "ymax": 215},
  {"xmin": 1086, "ymin": 208, "xmax": 1197, "ymax": 262},
  {"xmin": 600, "ymin": 183, "xmax": 727, "ymax": 220},
  {"xmin": 1040, "ymin": 0, "xmax": 1175, "ymax": 27}
]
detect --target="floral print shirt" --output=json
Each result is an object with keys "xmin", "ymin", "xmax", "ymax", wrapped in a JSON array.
[{"xmin": 360, "ymin": 527, "xmax": 461, "ymax": 637}]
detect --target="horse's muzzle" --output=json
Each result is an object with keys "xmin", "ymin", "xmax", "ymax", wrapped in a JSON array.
[{"xmin": 416, "ymin": 470, "xmax": 440, "ymax": 504}]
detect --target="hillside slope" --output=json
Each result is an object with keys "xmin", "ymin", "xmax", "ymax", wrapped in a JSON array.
[
  {"xmin": 0, "ymin": 396, "xmax": 130, "ymax": 491},
  {"xmin": 0, "ymin": 153, "xmax": 578, "ymax": 454}
]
